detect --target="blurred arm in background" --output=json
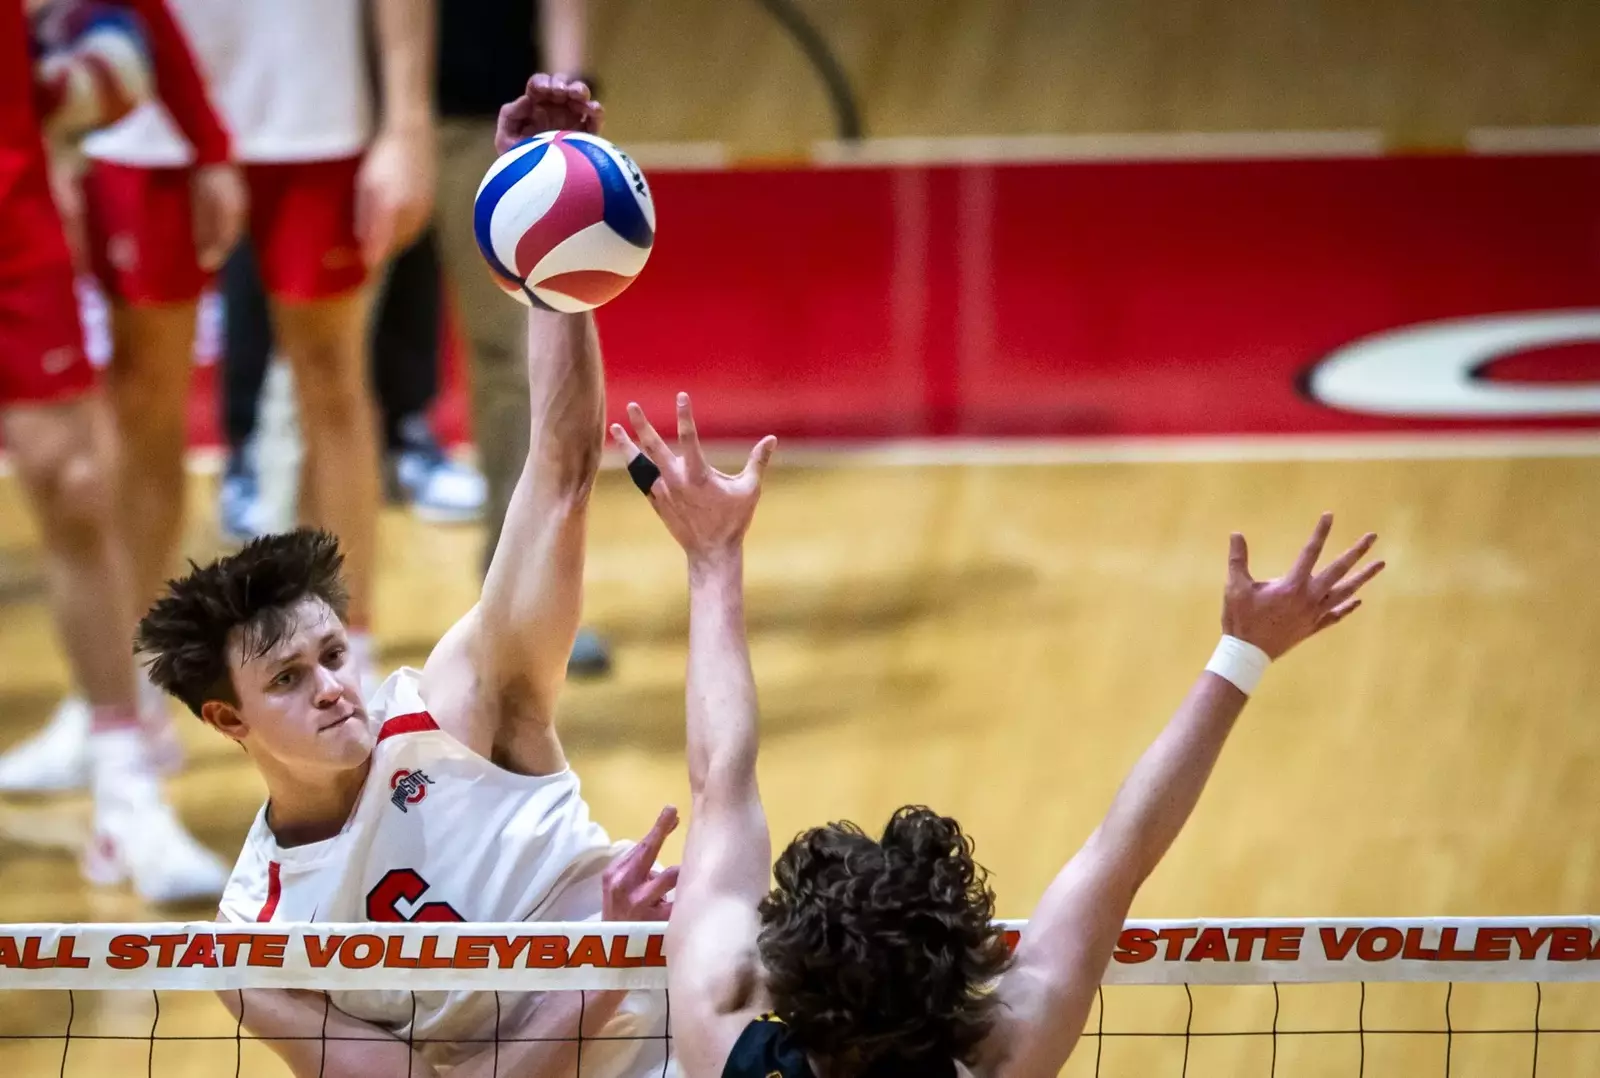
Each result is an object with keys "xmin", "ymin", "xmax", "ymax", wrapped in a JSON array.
[
  {"xmin": 540, "ymin": 0, "xmax": 586, "ymax": 77},
  {"xmin": 356, "ymin": 0, "xmax": 436, "ymax": 269}
]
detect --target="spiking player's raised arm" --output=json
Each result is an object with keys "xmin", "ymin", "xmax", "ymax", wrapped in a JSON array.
[
  {"xmin": 419, "ymin": 73, "xmax": 608, "ymax": 776},
  {"xmin": 139, "ymin": 76, "xmax": 675, "ymax": 1078}
]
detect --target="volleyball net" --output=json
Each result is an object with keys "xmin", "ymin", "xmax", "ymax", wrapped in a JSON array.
[{"xmin": 2, "ymin": 915, "xmax": 1597, "ymax": 1076}]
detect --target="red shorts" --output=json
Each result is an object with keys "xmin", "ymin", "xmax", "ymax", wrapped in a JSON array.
[
  {"xmin": 84, "ymin": 157, "xmax": 367, "ymax": 305},
  {"xmin": 0, "ymin": 257, "xmax": 94, "ymax": 406},
  {"xmin": 0, "ymin": 160, "xmax": 94, "ymax": 405}
]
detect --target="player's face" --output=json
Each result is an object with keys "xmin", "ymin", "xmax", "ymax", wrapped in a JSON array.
[{"xmin": 227, "ymin": 597, "xmax": 373, "ymax": 771}]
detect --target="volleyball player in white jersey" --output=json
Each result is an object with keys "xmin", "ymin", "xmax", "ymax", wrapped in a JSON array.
[
  {"xmin": 610, "ymin": 396, "xmax": 1387, "ymax": 1078},
  {"xmin": 134, "ymin": 77, "xmax": 672, "ymax": 1078}
]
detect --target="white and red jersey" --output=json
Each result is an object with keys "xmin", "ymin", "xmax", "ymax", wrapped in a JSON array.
[
  {"xmin": 82, "ymin": 0, "xmax": 372, "ymax": 166},
  {"xmin": 219, "ymin": 668, "xmax": 670, "ymax": 1076}
]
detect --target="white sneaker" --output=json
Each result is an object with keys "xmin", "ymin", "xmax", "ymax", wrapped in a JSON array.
[
  {"xmin": 0, "ymin": 696, "xmax": 90, "ymax": 794},
  {"xmin": 0, "ymin": 688, "xmax": 185, "ymax": 795},
  {"xmin": 82, "ymin": 802, "xmax": 231, "ymax": 904},
  {"xmin": 83, "ymin": 734, "xmax": 228, "ymax": 904}
]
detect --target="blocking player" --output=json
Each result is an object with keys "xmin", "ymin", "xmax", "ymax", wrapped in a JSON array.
[
  {"xmin": 4, "ymin": 0, "xmax": 239, "ymax": 902},
  {"xmin": 610, "ymin": 396, "xmax": 1386, "ymax": 1078},
  {"xmin": 135, "ymin": 76, "xmax": 671, "ymax": 1078}
]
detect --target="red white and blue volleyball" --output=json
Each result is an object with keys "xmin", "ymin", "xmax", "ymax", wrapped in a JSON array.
[
  {"xmin": 30, "ymin": 1, "xmax": 154, "ymax": 134},
  {"xmin": 473, "ymin": 132, "xmax": 655, "ymax": 312}
]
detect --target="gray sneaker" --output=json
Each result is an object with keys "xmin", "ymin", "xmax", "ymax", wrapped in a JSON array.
[
  {"xmin": 218, "ymin": 449, "xmax": 266, "ymax": 544},
  {"xmin": 568, "ymin": 628, "xmax": 612, "ymax": 679}
]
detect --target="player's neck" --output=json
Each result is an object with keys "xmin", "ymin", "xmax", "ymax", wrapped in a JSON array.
[{"xmin": 261, "ymin": 757, "xmax": 372, "ymax": 848}]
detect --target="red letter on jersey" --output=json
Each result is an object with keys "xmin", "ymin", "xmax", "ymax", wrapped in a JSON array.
[{"xmin": 365, "ymin": 869, "xmax": 465, "ymax": 923}]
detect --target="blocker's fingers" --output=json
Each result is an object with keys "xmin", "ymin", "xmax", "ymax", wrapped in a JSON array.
[
  {"xmin": 627, "ymin": 402, "xmax": 673, "ymax": 463},
  {"xmin": 1313, "ymin": 598, "xmax": 1363, "ymax": 634},
  {"xmin": 1310, "ymin": 533, "xmax": 1378, "ymax": 598},
  {"xmin": 610, "ymin": 423, "xmax": 643, "ymax": 460},
  {"xmin": 676, "ymin": 393, "xmax": 708, "ymax": 473},
  {"xmin": 1227, "ymin": 532, "xmax": 1251, "ymax": 583},
  {"xmin": 1323, "ymin": 559, "xmax": 1386, "ymax": 608},
  {"xmin": 741, "ymin": 435, "xmax": 777, "ymax": 485},
  {"xmin": 1288, "ymin": 512, "xmax": 1334, "ymax": 583}
]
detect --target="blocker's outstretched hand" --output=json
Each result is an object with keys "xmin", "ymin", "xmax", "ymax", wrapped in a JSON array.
[
  {"xmin": 496, "ymin": 73, "xmax": 604, "ymax": 155},
  {"xmin": 611, "ymin": 393, "xmax": 776, "ymax": 566},
  {"xmin": 1222, "ymin": 512, "xmax": 1385, "ymax": 660}
]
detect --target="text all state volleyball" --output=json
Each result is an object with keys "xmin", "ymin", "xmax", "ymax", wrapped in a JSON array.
[{"xmin": 473, "ymin": 132, "xmax": 655, "ymax": 312}]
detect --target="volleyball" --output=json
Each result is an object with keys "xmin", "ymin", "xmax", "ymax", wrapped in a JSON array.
[
  {"xmin": 473, "ymin": 131, "xmax": 656, "ymax": 312},
  {"xmin": 30, "ymin": 1, "xmax": 154, "ymax": 138}
]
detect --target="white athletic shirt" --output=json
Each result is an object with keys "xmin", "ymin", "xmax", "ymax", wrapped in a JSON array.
[
  {"xmin": 218, "ymin": 668, "xmax": 671, "ymax": 1076},
  {"xmin": 82, "ymin": 0, "xmax": 373, "ymax": 166}
]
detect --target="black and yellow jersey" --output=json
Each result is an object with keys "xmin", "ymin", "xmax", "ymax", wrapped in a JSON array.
[
  {"xmin": 722, "ymin": 1015, "xmax": 814, "ymax": 1078},
  {"xmin": 721, "ymin": 1015, "xmax": 962, "ymax": 1078}
]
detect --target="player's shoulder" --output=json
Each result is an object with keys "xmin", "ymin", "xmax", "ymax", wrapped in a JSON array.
[
  {"xmin": 366, "ymin": 666, "xmax": 427, "ymax": 723},
  {"xmin": 364, "ymin": 666, "xmax": 451, "ymax": 745},
  {"xmin": 216, "ymin": 805, "xmax": 275, "ymax": 923}
]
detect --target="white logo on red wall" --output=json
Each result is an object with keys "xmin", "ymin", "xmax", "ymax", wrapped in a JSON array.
[
  {"xmin": 1308, "ymin": 311, "xmax": 1600, "ymax": 418},
  {"xmin": 389, "ymin": 769, "xmax": 432, "ymax": 812}
]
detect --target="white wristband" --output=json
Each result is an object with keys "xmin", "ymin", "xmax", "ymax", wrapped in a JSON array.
[{"xmin": 1205, "ymin": 635, "xmax": 1271, "ymax": 695}]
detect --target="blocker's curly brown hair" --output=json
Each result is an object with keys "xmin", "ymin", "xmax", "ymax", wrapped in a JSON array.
[
  {"xmin": 136, "ymin": 529, "xmax": 350, "ymax": 716},
  {"xmin": 756, "ymin": 805, "xmax": 1012, "ymax": 1077}
]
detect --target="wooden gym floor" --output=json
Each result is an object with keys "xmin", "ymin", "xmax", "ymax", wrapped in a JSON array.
[{"xmin": 0, "ymin": 447, "xmax": 1597, "ymax": 1075}]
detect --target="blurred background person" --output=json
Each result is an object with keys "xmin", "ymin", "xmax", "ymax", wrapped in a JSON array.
[
  {"xmin": 433, "ymin": 0, "xmax": 610, "ymax": 674},
  {"xmin": 4, "ymin": 0, "xmax": 236, "ymax": 902},
  {"xmin": 217, "ymin": 0, "xmax": 610, "ymax": 676},
  {"xmin": 0, "ymin": 0, "xmax": 434, "ymax": 831},
  {"xmin": 436, "ymin": 0, "xmax": 587, "ymax": 570},
  {"xmin": 84, "ymin": 0, "xmax": 429, "ymax": 689},
  {"xmin": 215, "ymin": 227, "xmax": 488, "ymax": 542}
]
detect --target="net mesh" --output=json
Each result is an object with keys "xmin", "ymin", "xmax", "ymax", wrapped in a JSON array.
[{"xmin": 0, "ymin": 917, "xmax": 1595, "ymax": 1077}]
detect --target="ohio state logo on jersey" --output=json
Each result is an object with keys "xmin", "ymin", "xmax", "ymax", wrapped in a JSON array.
[{"xmin": 390, "ymin": 768, "xmax": 433, "ymax": 812}]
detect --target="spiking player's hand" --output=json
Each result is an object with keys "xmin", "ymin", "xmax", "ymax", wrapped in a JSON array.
[
  {"xmin": 612, "ymin": 393, "xmax": 777, "ymax": 566},
  {"xmin": 495, "ymin": 73, "xmax": 604, "ymax": 155},
  {"xmin": 602, "ymin": 806, "xmax": 681, "ymax": 922},
  {"xmin": 1223, "ymin": 512, "xmax": 1386, "ymax": 660}
]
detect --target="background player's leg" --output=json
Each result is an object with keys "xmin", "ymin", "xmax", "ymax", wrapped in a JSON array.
[
  {"xmin": 1, "ymin": 396, "xmax": 136, "ymax": 726},
  {"xmin": 79, "ymin": 161, "xmax": 207, "ymax": 615},
  {"xmin": 217, "ymin": 239, "xmax": 274, "ymax": 542},
  {"xmin": 1, "ymin": 395, "xmax": 226, "ymax": 903},
  {"xmin": 372, "ymin": 227, "xmax": 441, "ymax": 453},
  {"xmin": 251, "ymin": 158, "xmax": 382, "ymax": 689},
  {"xmin": 0, "ymin": 161, "xmax": 192, "ymax": 793},
  {"xmin": 105, "ymin": 301, "xmax": 196, "ymax": 623},
  {"xmin": 370, "ymin": 226, "xmax": 485, "ymax": 522},
  {"xmin": 269, "ymin": 289, "xmax": 382, "ymax": 683}
]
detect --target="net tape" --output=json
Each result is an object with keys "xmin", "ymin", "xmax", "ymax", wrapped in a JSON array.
[{"xmin": 0, "ymin": 916, "xmax": 1597, "ymax": 991}]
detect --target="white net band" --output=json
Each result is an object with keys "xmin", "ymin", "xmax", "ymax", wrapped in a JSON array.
[{"xmin": 0, "ymin": 916, "xmax": 1595, "ymax": 992}]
